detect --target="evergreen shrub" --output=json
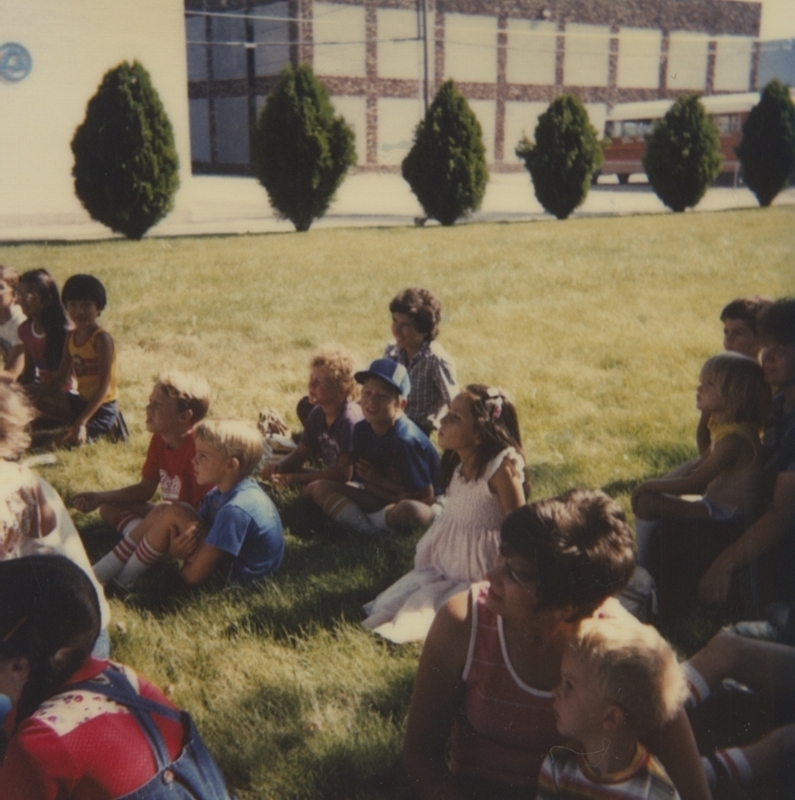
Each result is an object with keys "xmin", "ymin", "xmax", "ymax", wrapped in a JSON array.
[
  {"xmin": 736, "ymin": 80, "xmax": 795, "ymax": 207},
  {"xmin": 643, "ymin": 94, "xmax": 722, "ymax": 212},
  {"xmin": 252, "ymin": 64, "xmax": 356, "ymax": 232},
  {"xmin": 71, "ymin": 61, "xmax": 179, "ymax": 240},
  {"xmin": 402, "ymin": 80, "xmax": 488, "ymax": 226},
  {"xmin": 515, "ymin": 95, "xmax": 603, "ymax": 220}
]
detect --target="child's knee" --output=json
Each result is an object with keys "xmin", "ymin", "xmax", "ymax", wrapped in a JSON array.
[{"xmin": 386, "ymin": 500, "xmax": 434, "ymax": 532}]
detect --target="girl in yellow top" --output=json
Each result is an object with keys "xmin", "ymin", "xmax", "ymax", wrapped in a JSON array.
[
  {"xmin": 632, "ymin": 352, "xmax": 772, "ymax": 567},
  {"xmin": 49, "ymin": 274, "xmax": 126, "ymax": 447}
]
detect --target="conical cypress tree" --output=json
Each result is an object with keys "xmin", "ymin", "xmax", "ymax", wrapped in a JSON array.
[
  {"xmin": 252, "ymin": 64, "xmax": 356, "ymax": 232},
  {"xmin": 402, "ymin": 80, "xmax": 488, "ymax": 226},
  {"xmin": 71, "ymin": 61, "xmax": 179, "ymax": 240},
  {"xmin": 515, "ymin": 95, "xmax": 603, "ymax": 220},
  {"xmin": 643, "ymin": 93, "xmax": 722, "ymax": 212},
  {"xmin": 736, "ymin": 80, "xmax": 795, "ymax": 207}
]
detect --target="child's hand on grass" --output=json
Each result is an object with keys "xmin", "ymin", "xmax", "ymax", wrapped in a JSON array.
[{"xmin": 72, "ymin": 492, "xmax": 102, "ymax": 512}]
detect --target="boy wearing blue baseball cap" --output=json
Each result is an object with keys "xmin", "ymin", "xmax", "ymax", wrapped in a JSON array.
[{"xmin": 306, "ymin": 358, "xmax": 441, "ymax": 535}]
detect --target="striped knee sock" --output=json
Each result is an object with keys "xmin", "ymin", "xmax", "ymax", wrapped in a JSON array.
[
  {"xmin": 115, "ymin": 538, "xmax": 166, "ymax": 588},
  {"xmin": 682, "ymin": 662, "xmax": 711, "ymax": 708},
  {"xmin": 116, "ymin": 512, "xmax": 143, "ymax": 538},
  {"xmin": 703, "ymin": 747, "xmax": 752, "ymax": 793},
  {"xmin": 322, "ymin": 493, "xmax": 380, "ymax": 535},
  {"xmin": 93, "ymin": 535, "xmax": 138, "ymax": 584}
]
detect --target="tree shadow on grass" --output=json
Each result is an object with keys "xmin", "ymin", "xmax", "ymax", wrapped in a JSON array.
[
  {"xmin": 214, "ymin": 672, "xmax": 416, "ymax": 800},
  {"xmin": 235, "ymin": 532, "xmax": 417, "ymax": 642}
]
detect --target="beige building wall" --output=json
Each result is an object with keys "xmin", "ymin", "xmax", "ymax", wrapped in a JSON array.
[{"xmin": 1, "ymin": 0, "xmax": 191, "ymax": 219}]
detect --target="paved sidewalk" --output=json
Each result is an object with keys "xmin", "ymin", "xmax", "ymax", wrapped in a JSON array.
[{"xmin": 2, "ymin": 172, "xmax": 793, "ymax": 242}]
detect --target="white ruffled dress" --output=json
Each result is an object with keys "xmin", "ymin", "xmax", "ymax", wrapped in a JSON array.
[{"xmin": 362, "ymin": 447, "xmax": 524, "ymax": 644}]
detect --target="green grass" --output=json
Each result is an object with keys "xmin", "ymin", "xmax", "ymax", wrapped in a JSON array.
[{"xmin": 2, "ymin": 207, "xmax": 794, "ymax": 798}]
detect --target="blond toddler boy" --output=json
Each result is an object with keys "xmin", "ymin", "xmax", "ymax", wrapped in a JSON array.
[{"xmin": 538, "ymin": 616, "xmax": 687, "ymax": 799}]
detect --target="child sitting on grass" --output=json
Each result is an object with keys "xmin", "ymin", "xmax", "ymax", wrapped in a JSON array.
[
  {"xmin": 362, "ymin": 385, "xmax": 526, "ymax": 643},
  {"xmin": 632, "ymin": 352, "xmax": 771, "ymax": 567},
  {"xmin": 695, "ymin": 296, "xmax": 772, "ymax": 454},
  {"xmin": 261, "ymin": 348, "xmax": 363, "ymax": 488},
  {"xmin": 77, "ymin": 371, "xmax": 211, "ymax": 583},
  {"xmin": 538, "ymin": 616, "xmax": 687, "ymax": 799},
  {"xmin": 47, "ymin": 274, "xmax": 127, "ymax": 446},
  {"xmin": 96, "ymin": 419, "xmax": 284, "ymax": 589},
  {"xmin": 307, "ymin": 358, "xmax": 440, "ymax": 535},
  {"xmin": 384, "ymin": 287, "xmax": 457, "ymax": 436},
  {"xmin": 16, "ymin": 269, "xmax": 73, "ymax": 426},
  {"xmin": 0, "ymin": 266, "xmax": 25, "ymax": 383}
]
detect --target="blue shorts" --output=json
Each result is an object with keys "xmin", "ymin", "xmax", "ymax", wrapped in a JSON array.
[
  {"xmin": 699, "ymin": 497, "xmax": 740, "ymax": 522},
  {"xmin": 67, "ymin": 395, "xmax": 128, "ymax": 442}
]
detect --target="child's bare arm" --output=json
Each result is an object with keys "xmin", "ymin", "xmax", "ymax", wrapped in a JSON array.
[
  {"xmin": 73, "ymin": 478, "xmax": 160, "ymax": 512},
  {"xmin": 261, "ymin": 442, "xmax": 310, "ymax": 481},
  {"xmin": 488, "ymin": 458, "xmax": 526, "ymax": 514},
  {"xmin": 272, "ymin": 452, "xmax": 355, "ymax": 487},
  {"xmin": 695, "ymin": 410, "xmax": 711, "ymax": 455},
  {"xmin": 632, "ymin": 434, "xmax": 749, "ymax": 505},
  {"xmin": 0, "ymin": 344, "xmax": 25, "ymax": 382},
  {"xmin": 179, "ymin": 541, "xmax": 225, "ymax": 586},
  {"xmin": 67, "ymin": 332, "xmax": 114, "ymax": 443},
  {"xmin": 35, "ymin": 480, "xmax": 57, "ymax": 538}
]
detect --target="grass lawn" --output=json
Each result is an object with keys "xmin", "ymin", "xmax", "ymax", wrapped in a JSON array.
[{"xmin": 2, "ymin": 207, "xmax": 794, "ymax": 798}]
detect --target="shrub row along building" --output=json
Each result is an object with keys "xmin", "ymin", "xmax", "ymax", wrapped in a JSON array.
[{"xmin": 185, "ymin": 0, "xmax": 775, "ymax": 174}]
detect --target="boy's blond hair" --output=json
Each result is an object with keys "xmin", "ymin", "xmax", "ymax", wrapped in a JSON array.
[
  {"xmin": 0, "ymin": 384, "xmax": 35, "ymax": 460},
  {"xmin": 700, "ymin": 352, "xmax": 771, "ymax": 431},
  {"xmin": 310, "ymin": 348, "xmax": 358, "ymax": 401},
  {"xmin": 569, "ymin": 616, "xmax": 687, "ymax": 738},
  {"xmin": 157, "ymin": 370, "xmax": 211, "ymax": 423},
  {"xmin": 195, "ymin": 419, "xmax": 263, "ymax": 478}
]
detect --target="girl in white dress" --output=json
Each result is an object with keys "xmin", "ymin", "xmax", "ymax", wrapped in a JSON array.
[{"xmin": 362, "ymin": 385, "xmax": 527, "ymax": 643}]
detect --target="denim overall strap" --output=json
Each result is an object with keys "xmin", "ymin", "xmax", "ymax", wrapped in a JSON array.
[{"xmin": 69, "ymin": 666, "xmax": 180, "ymax": 767}]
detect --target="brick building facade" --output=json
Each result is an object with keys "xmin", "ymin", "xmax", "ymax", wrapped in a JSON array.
[{"xmin": 185, "ymin": 0, "xmax": 762, "ymax": 175}]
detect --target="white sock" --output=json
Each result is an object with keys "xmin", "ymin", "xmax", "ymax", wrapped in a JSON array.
[
  {"xmin": 634, "ymin": 518, "xmax": 659, "ymax": 568},
  {"xmin": 119, "ymin": 515, "xmax": 142, "ymax": 538},
  {"xmin": 115, "ymin": 538, "xmax": 165, "ymax": 588},
  {"xmin": 712, "ymin": 747, "xmax": 753, "ymax": 786},
  {"xmin": 93, "ymin": 535, "xmax": 138, "ymax": 584},
  {"xmin": 323, "ymin": 493, "xmax": 380, "ymax": 535},
  {"xmin": 682, "ymin": 661, "xmax": 711, "ymax": 708}
]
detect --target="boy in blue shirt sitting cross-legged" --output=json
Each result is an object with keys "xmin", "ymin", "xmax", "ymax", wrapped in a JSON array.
[
  {"xmin": 94, "ymin": 419, "xmax": 284, "ymax": 589},
  {"xmin": 307, "ymin": 358, "xmax": 440, "ymax": 535}
]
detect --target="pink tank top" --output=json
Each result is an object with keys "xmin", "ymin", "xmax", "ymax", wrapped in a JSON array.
[{"xmin": 449, "ymin": 583, "xmax": 560, "ymax": 789}]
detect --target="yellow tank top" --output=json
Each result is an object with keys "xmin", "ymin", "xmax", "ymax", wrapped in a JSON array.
[{"xmin": 68, "ymin": 327, "xmax": 117, "ymax": 403}]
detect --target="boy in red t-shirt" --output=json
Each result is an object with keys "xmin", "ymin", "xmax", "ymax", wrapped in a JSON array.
[{"xmin": 73, "ymin": 371, "xmax": 211, "ymax": 582}]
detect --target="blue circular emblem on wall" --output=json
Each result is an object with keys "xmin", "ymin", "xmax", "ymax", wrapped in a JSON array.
[{"xmin": 0, "ymin": 43, "xmax": 32, "ymax": 82}]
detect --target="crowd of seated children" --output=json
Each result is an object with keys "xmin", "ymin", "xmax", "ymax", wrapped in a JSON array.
[
  {"xmin": 362, "ymin": 385, "xmax": 526, "ymax": 643},
  {"xmin": 15, "ymin": 269, "xmax": 73, "ymax": 427},
  {"xmin": 384, "ymin": 287, "xmax": 458, "ymax": 436},
  {"xmin": 90, "ymin": 419, "xmax": 284, "ymax": 589},
  {"xmin": 305, "ymin": 358, "xmax": 441, "ymax": 536},
  {"xmin": 82, "ymin": 370, "xmax": 211, "ymax": 584},
  {"xmin": 261, "ymin": 347, "xmax": 363, "ymax": 488},
  {"xmin": 3, "ymin": 264, "xmax": 793, "ymax": 799},
  {"xmin": 695, "ymin": 298, "xmax": 795, "ymax": 613},
  {"xmin": 0, "ymin": 266, "xmax": 25, "ymax": 383}
]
